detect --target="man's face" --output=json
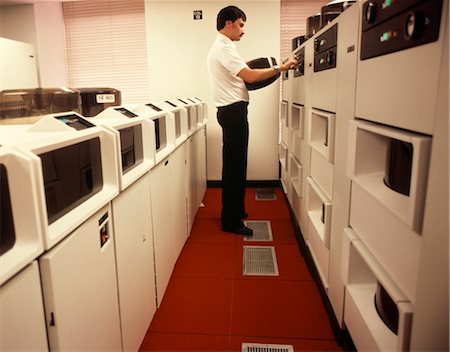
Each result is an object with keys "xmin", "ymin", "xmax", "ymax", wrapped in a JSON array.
[{"xmin": 228, "ymin": 18, "xmax": 245, "ymax": 41}]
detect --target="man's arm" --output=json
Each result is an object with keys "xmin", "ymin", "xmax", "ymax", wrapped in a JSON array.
[{"xmin": 237, "ymin": 57, "xmax": 298, "ymax": 84}]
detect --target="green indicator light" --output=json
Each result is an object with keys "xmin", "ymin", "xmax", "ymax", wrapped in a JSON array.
[
  {"xmin": 383, "ymin": 32, "xmax": 389, "ymax": 41},
  {"xmin": 382, "ymin": 0, "xmax": 393, "ymax": 9}
]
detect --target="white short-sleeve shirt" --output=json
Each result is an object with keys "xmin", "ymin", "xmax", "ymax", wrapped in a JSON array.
[{"xmin": 207, "ymin": 33, "xmax": 249, "ymax": 107}]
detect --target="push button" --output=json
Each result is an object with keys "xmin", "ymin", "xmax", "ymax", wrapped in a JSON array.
[
  {"xmin": 404, "ymin": 11, "xmax": 424, "ymax": 40},
  {"xmin": 365, "ymin": 2, "xmax": 377, "ymax": 24}
]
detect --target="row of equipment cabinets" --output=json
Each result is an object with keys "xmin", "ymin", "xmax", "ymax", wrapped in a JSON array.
[
  {"xmin": 0, "ymin": 95, "xmax": 207, "ymax": 351},
  {"xmin": 280, "ymin": 0, "xmax": 448, "ymax": 351}
]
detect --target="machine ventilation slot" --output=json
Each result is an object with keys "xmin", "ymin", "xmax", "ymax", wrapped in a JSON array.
[
  {"xmin": 243, "ymin": 246, "xmax": 279, "ymax": 276},
  {"xmin": 243, "ymin": 221, "xmax": 273, "ymax": 242},
  {"xmin": 114, "ymin": 107, "xmax": 138, "ymax": 118},
  {"xmin": 242, "ymin": 343, "xmax": 294, "ymax": 352},
  {"xmin": 165, "ymin": 100, "xmax": 177, "ymax": 107},
  {"xmin": 255, "ymin": 188, "xmax": 277, "ymax": 201},
  {"xmin": 146, "ymin": 103, "xmax": 162, "ymax": 112}
]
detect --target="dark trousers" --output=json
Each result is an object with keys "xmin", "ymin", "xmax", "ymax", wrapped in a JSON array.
[{"xmin": 217, "ymin": 101, "xmax": 249, "ymax": 229}]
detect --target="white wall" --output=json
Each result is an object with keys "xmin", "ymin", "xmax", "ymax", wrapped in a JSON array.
[
  {"xmin": 145, "ymin": 0, "xmax": 281, "ymax": 181},
  {"xmin": 0, "ymin": 2, "xmax": 67, "ymax": 88},
  {"xmin": 0, "ymin": 5, "xmax": 37, "ymax": 45},
  {"xmin": 33, "ymin": 2, "xmax": 67, "ymax": 87}
]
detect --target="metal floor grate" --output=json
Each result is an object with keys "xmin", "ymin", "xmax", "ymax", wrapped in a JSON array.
[
  {"xmin": 242, "ymin": 343, "xmax": 294, "ymax": 352},
  {"xmin": 243, "ymin": 246, "xmax": 279, "ymax": 276},
  {"xmin": 255, "ymin": 188, "xmax": 277, "ymax": 201},
  {"xmin": 243, "ymin": 220, "xmax": 273, "ymax": 242}
]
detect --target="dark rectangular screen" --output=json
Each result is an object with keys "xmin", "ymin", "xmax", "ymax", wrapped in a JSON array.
[
  {"xmin": 175, "ymin": 112, "xmax": 181, "ymax": 138},
  {"xmin": 155, "ymin": 119, "xmax": 161, "ymax": 151},
  {"xmin": 0, "ymin": 164, "xmax": 15, "ymax": 255},
  {"xmin": 119, "ymin": 125, "xmax": 143, "ymax": 174},
  {"xmin": 56, "ymin": 114, "xmax": 95, "ymax": 130},
  {"xmin": 39, "ymin": 138, "xmax": 103, "ymax": 224}
]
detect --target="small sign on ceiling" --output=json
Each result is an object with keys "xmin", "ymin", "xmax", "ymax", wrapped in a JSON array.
[{"xmin": 193, "ymin": 10, "xmax": 202, "ymax": 20}]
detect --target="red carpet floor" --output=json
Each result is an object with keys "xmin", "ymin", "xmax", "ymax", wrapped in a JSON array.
[{"xmin": 139, "ymin": 187, "xmax": 342, "ymax": 351}]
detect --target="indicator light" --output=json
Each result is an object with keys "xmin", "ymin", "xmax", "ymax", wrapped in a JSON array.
[
  {"xmin": 379, "ymin": 30, "xmax": 398, "ymax": 42},
  {"xmin": 382, "ymin": 0, "xmax": 395, "ymax": 9}
]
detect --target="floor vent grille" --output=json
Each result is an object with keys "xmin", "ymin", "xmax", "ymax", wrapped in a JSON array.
[
  {"xmin": 243, "ymin": 246, "xmax": 279, "ymax": 276},
  {"xmin": 242, "ymin": 343, "xmax": 294, "ymax": 352},
  {"xmin": 255, "ymin": 188, "xmax": 277, "ymax": 201},
  {"xmin": 244, "ymin": 220, "xmax": 273, "ymax": 242}
]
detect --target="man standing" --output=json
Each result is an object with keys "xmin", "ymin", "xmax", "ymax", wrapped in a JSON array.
[{"xmin": 207, "ymin": 5, "xmax": 297, "ymax": 236}]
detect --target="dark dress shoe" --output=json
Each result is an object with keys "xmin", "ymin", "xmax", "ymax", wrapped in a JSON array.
[{"xmin": 222, "ymin": 225, "xmax": 253, "ymax": 236}]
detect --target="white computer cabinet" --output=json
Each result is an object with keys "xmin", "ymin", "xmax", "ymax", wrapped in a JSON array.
[
  {"xmin": 326, "ymin": 1, "xmax": 360, "ymax": 327},
  {"xmin": 39, "ymin": 203, "xmax": 122, "ymax": 351},
  {"xmin": 0, "ymin": 261, "xmax": 48, "ymax": 351},
  {"xmin": 112, "ymin": 172, "xmax": 157, "ymax": 351},
  {"xmin": 150, "ymin": 143, "xmax": 188, "ymax": 306},
  {"xmin": 187, "ymin": 126, "xmax": 207, "ymax": 233},
  {"xmin": 344, "ymin": 1, "xmax": 448, "ymax": 350}
]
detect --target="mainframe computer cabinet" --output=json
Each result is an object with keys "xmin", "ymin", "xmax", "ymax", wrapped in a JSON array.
[{"xmin": 150, "ymin": 144, "xmax": 188, "ymax": 306}]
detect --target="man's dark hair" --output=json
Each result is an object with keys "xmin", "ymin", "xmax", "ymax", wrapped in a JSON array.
[{"xmin": 216, "ymin": 6, "xmax": 246, "ymax": 31}]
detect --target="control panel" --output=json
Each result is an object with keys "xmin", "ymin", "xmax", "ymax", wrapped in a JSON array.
[
  {"xmin": 56, "ymin": 114, "xmax": 95, "ymax": 130},
  {"xmin": 294, "ymin": 47, "xmax": 305, "ymax": 77},
  {"xmin": 314, "ymin": 24, "xmax": 338, "ymax": 72},
  {"xmin": 361, "ymin": 0, "xmax": 443, "ymax": 60}
]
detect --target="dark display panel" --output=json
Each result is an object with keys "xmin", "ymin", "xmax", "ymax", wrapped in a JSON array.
[
  {"xmin": 361, "ymin": 0, "xmax": 443, "ymax": 60},
  {"xmin": 39, "ymin": 138, "xmax": 103, "ymax": 224},
  {"xmin": 0, "ymin": 164, "xmax": 16, "ymax": 255},
  {"xmin": 294, "ymin": 47, "xmax": 305, "ymax": 77},
  {"xmin": 56, "ymin": 114, "xmax": 95, "ymax": 130},
  {"xmin": 155, "ymin": 119, "xmax": 161, "ymax": 150},
  {"xmin": 314, "ymin": 24, "xmax": 338, "ymax": 72},
  {"xmin": 154, "ymin": 117, "xmax": 167, "ymax": 151},
  {"xmin": 119, "ymin": 125, "xmax": 144, "ymax": 174}
]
